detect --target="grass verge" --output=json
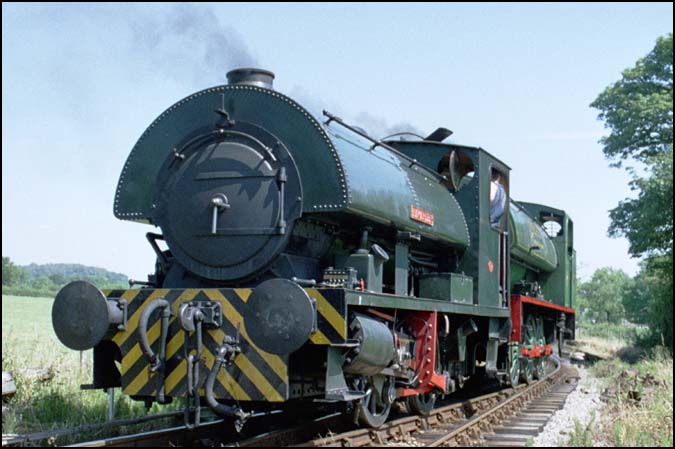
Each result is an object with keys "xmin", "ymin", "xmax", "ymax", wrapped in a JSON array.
[
  {"xmin": 2, "ymin": 295, "xmax": 181, "ymax": 445},
  {"xmin": 566, "ymin": 346, "xmax": 673, "ymax": 447}
]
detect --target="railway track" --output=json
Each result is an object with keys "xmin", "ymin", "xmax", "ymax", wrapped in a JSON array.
[
  {"xmin": 62, "ymin": 408, "xmax": 315, "ymax": 448},
  {"xmin": 61, "ymin": 358, "xmax": 577, "ymax": 447},
  {"xmin": 66, "ymin": 419, "xmax": 228, "ymax": 447},
  {"xmin": 64, "ymin": 411, "xmax": 352, "ymax": 448},
  {"xmin": 233, "ymin": 357, "xmax": 578, "ymax": 447},
  {"xmin": 481, "ymin": 378, "xmax": 578, "ymax": 447}
]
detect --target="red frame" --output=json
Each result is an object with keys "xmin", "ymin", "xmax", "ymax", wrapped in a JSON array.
[
  {"xmin": 397, "ymin": 311, "xmax": 447, "ymax": 397},
  {"xmin": 510, "ymin": 294, "xmax": 575, "ymax": 344}
]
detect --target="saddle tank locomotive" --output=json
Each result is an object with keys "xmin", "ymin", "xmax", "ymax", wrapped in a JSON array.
[{"xmin": 52, "ymin": 68, "xmax": 576, "ymax": 429}]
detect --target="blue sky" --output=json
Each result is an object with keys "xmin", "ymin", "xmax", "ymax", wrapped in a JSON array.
[{"xmin": 3, "ymin": 3, "xmax": 672, "ymax": 280}]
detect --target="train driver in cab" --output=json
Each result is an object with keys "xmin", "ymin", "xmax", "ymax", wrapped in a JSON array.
[{"xmin": 490, "ymin": 170, "xmax": 506, "ymax": 228}]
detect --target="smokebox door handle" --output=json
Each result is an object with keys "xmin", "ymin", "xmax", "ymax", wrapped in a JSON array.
[{"xmin": 210, "ymin": 193, "xmax": 231, "ymax": 234}]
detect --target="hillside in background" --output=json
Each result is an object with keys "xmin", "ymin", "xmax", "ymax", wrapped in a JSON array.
[
  {"xmin": 21, "ymin": 263, "xmax": 128, "ymax": 286},
  {"xmin": 2, "ymin": 257, "xmax": 130, "ymax": 297}
]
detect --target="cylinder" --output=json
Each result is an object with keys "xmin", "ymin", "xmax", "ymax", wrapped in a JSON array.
[{"xmin": 343, "ymin": 315, "xmax": 395, "ymax": 376}]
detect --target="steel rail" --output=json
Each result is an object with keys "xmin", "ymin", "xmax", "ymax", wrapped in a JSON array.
[
  {"xmin": 427, "ymin": 359, "xmax": 563, "ymax": 446},
  {"xmin": 1, "ymin": 409, "xmax": 189, "ymax": 447},
  {"xmin": 303, "ymin": 357, "xmax": 567, "ymax": 447},
  {"xmin": 66, "ymin": 419, "xmax": 227, "ymax": 447},
  {"xmin": 299, "ymin": 389, "xmax": 514, "ymax": 447}
]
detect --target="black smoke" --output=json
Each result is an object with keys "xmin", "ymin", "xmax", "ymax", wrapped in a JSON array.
[{"xmin": 130, "ymin": 5, "xmax": 257, "ymax": 86}]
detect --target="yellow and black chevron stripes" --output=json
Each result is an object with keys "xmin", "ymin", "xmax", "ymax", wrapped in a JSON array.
[
  {"xmin": 306, "ymin": 289, "xmax": 347, "ymax": 345},
  {"xmin": 103, "ymin": 288, "xmax": 292, "ymax": 402},
  {"xmin": 104, "ymin": 288, "xmax": 193, "ymax": 397}
]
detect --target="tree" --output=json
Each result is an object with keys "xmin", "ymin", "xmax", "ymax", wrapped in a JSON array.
[
  {"xmin": 29, "ymin": 276, "xmax": 56, "ymax": 293},
  {"xmin": 48, "ymin": 273, "xmax": 67, "ymax": 286},
  {"xmin": 591, "ymin": 34, "xmax": 672, "ymax": 166},
  {"xmin": 2, "ymin": 256, "xmax": 26, "ymax": 286},
  {"xmin": 608, "ymin": 149, "xmax": 672, "ymax": 258},
  {"xmin": 591, "ymin": 34, "xmax": 673, "ymax": 260},
  {"xmin": 591, "ymin": 33, "xmax": 673, "ymax": 350},
  {"xmin": 623, "ymin": 263, "xmax": 660, "ymax": 325},
  {"xmin": 577, "ymin": 268, "xmax": 632, "ymax": 324}
]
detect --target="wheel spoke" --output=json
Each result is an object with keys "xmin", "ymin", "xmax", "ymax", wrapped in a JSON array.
[{"xmin": 354, "ymin": 376, "xmax": 392, "ymax": 427}]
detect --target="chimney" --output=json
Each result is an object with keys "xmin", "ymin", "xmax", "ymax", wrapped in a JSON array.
[{"xmin": 226, "ymin": 68, "xmax": 275, "ymax": 90}]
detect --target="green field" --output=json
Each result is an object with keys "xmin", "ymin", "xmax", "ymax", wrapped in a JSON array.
[
  {"xmin": 3, "ymin": 295, "xmax": 68, "ymax": 355},
  {"xmin": 2, "ymin": 295, "xmax": 178, "ymax": 443},
  {"xmin": 2, "ymin": 295, "xmax": 82, "ymax": 392}
]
